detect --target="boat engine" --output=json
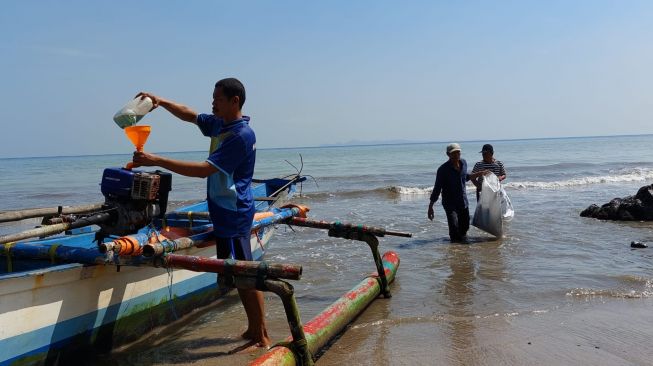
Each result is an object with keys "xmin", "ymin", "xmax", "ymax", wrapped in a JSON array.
[{"xmin": 99, "ymin": 167, "xmax": 172, "ymax": 236}]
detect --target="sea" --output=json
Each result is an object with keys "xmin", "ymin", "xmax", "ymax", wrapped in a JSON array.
[{"xmin": 2, "ymin": 134, "xmax": 653, "ymax": 365}]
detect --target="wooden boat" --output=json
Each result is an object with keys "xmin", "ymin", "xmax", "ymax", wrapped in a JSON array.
[{"xmin": 0, "ymin": 169, "xmax": 305, "ymax": 366}]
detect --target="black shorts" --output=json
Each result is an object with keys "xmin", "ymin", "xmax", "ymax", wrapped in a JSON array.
[{"xmin": 215, "ymin": 236, "xmax": 253, "ymax": 261}]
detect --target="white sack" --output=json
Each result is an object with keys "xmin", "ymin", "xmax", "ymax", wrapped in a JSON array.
[{"xmin": 472, "ymin": 173, "xmax": 513, "ymax": 237}]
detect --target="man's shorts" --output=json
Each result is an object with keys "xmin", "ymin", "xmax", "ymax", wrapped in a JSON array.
[{"xmin": 215, "ymin": 235, "xmax": 253, "ymax": 261}]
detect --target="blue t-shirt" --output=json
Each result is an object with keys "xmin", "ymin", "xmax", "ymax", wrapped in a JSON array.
[{"xmin": 196, "ymin": 114, "xmax": 256, "ymax": 237}]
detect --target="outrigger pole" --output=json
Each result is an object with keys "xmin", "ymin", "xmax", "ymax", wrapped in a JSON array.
[
  {"xmin": 250, "ymin": 251, "xmax": 400, "ymax": 366},
  {"xmin": 162, "ymin": 254, "xmax": 302, "ymax": 280},
  {"xmin": 245, "ymin": 217, "xmax": 407, "ymax": 365},
  {"xmin": 287, "ymin": 217, "xmax": 411, "ymax": 298},
  {"xmin": 0, "ymin": 212, "xmax": 112, "ymax": 245},
  {"xmin": 0, "ymin": 203, "xmax": 105, "ymax": 223},
  {"xmin": 288, "ymin": 217, "xmax": 413, "ymax": 238}
]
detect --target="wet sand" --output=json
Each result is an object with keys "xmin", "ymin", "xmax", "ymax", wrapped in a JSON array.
[
  {"xmin": 94, "ymin": 281, "xmax": 653, "ymax": 366},
  {"xmin": 317, "ymin": 295, "xmax": 653, "ymax": 365}
]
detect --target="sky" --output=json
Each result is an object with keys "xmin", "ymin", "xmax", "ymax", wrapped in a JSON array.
[{"xmin": 1, "ymin": 1, "xmax": 652, "ymax": 158}]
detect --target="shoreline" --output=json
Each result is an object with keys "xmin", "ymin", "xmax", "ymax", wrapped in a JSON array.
[
  {"xmin": 94, "ymin": 290, "xmax": 653, "ymax": 365},
  {"xmin": 316, "ymin": 296, "xmax": 653, "ymax": 365}
]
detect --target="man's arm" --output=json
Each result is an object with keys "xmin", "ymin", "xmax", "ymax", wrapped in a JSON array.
[
  {"xmin": 470, "ymin": 162, "xmax": 482, "ymax": 188},
  {"xmin": 136, "ymin": 92, "xmax": 198, "ymax": 123},
  {"xmin": 428, "ymin": 170, "xmax": 442, "ymax": 221},
  {"xmin": 132, "ymin": 151, "xmax": 217, "ymax": 178},
  {"xmin": 498, "ymin": 161, "xmax": 507, "ymax": 182},
  {"xmin": 469, "ymin": 170, "xmax": 490, "ymax": 181}
]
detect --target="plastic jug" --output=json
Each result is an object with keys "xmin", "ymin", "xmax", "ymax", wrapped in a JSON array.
[{"xmin": 113, "ymin": 96, "xmax": 153, "ymax": 128}]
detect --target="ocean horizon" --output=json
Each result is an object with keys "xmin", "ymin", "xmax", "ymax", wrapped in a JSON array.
[{"xmin": 2, "ymin": 132, "xmax": 651, "ymax": 160}]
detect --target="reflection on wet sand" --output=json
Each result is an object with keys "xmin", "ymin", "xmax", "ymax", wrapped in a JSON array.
[
  {"xmin": 442, "ymin": 238, "xmax": 508, "ymax": 364},
  {"xmin": 443, "ymin": 244, "xmax": 475, "ymax": 359}
]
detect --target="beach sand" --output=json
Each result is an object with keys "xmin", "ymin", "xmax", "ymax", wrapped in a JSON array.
[
  {"xmin": 316, "ymin": 296, "xmax": 653, "ymax": 365},
  {"xmin": 96, "ymin": 287, "xmax": 653, "ymax": 366}
]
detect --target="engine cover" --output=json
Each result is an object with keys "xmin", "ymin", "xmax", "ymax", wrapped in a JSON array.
[
  {"xmin": 101, "ymin": 167, "xmax": 135, "ymax": 199},
  {"xmin": 99, "ymin": 167, "xmax": 172, "ymax": 236}
]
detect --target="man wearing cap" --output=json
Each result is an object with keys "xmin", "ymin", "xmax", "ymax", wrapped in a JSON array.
[
  {"xmin": 428, "ymin": 143, "xmax": 488, "ymax": 243},
  {"xmin": 471, "ymin": 144, "xmax": 507, "ymax": 201}
]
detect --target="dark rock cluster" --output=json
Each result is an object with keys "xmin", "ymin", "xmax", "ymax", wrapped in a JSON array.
[{"xmin": 580, "ymin": 184, "xmax": 653, "ymax": 220}]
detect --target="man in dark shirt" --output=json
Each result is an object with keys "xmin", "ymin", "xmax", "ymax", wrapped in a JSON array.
[{"xmin": 427, "ymin": 143, "xmax": 488, "ymax": 243}]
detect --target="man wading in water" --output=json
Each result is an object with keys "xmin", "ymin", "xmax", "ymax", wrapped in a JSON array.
[
  {"xmin": 471, "ymin": 143, "xmax": 506, "ymax": 201},
  {"xmin": 427, "ymin": 143, "xmax": 488, "ymax": 243}
]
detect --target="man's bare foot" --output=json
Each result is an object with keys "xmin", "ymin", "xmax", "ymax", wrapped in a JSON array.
[
  {"xmin": 241, "ymin": 329, "xmax": 253, "ymax": 340},
  {"xmin": 241, "ymin": 329, "xmax": 270, "ymax": 346},
  {"xmin": 256, "ymin": 335, "xmax": 271, "ymax": 348},
  {"xmin": 234, "ymin": 340, "xmax": 272, "ymax": 354}
]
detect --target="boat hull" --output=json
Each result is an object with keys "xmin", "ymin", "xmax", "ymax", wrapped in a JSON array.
[
  {"xmin": 0, "ymin": 176, "xmax": 300, "ymax": 366},
  {"xmin": 1, "ymin": 229, "xmax": 274, "ymax": 365}
]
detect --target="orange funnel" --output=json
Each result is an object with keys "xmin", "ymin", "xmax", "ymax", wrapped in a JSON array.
[{"xmin": 125, "ymin": 125, "xmax": 151, "ymax": 152}]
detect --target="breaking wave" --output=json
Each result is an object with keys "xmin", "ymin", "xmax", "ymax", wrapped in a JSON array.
[
  {"xmin": 506, "ymin": 168, "xmax": 653, "ymax": 190},
  {"xmin": 294, "ymin": 168, "xmax": 653, "ymax": 199},
  {"xmin": 388, "ymin": 186, "xmax": 433, "ymax": 195}
]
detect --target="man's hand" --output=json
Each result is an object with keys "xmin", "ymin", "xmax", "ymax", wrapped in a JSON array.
[
  {"xmin": 136, "ymin": 92, "xmax": 161, "ymax": 111},
  {"xmin": 132, "ymin": 151, "xmax": 159, "ymax": 168},
  {"xmin": 427, "ymin": 205, "xmax": 435, "ymax": 221},
  {"xmin": 470, "ymin": 169, "xmax": 491, "ymax": 180}
]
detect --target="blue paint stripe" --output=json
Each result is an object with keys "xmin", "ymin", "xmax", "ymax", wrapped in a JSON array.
[
  {"xmin": 0, "ymin": 273, "xmax": 209, "ymax": 362},
  {"xmin": 0, "ymin": 245, "xmax": 266, "ymax": 364},
  {"xmin": 0, "ymin": 282, "xmax": 218, "ymax": 365}
]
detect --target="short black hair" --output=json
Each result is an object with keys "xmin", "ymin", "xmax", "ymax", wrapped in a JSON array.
[{"xmin": 215, "ymin": 78, "xmax": 246, "ymax": 109}]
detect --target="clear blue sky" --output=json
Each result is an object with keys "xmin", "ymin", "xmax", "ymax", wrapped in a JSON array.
[{"xmin": 1, "ymin": 1, "xmax": 652, "ymax": 158}]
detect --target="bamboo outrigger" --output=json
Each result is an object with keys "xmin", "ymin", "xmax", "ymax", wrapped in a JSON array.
[
  {"xmin": 0, "ymin": 162, "xmax": 413, "ymax": 366},
  {"xmin": 0, "ymin": 174, "xmax": 307, "ymax": 365}
]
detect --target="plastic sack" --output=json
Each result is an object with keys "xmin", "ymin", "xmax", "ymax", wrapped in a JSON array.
[
  {"xmin": 500, "ymin": 186, "xmax": 514, "ymax": 221},
  {"xmin": 113, "ymin": 96, "xmax": 153, "ymax": 128},
  {"xmin": 472, "ymin": 173, "xmax": 508, "ymax": 237}
]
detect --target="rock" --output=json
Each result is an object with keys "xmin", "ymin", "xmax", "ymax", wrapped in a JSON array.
[
  {"xmin": 580, "ymin": 184, "xmax": 653, "ymax": 221},
  {"xmin": 636, "ymin": 185, "xmax": 653, "ymax": 205},
  {"xmin": 580, "ymin": 204, "xmax": 600, "ymax": 217},
  {"xmin": 631, "ymin": 241, "xmax": 648, "ymax": 248}
]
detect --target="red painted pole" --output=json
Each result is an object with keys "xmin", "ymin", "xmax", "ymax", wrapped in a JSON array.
[{"xmin": 250, "ymin": 250, "xmax": 400, "ymax": 366}]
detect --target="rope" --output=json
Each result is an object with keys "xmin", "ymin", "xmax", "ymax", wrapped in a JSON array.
[
  {"xmin": 254, "ymin": 229, "xmax": 266, "ymax": 255},
  {"xmin": 48, "ymin": 244, "xmax": 61, "ymax": 264},
  {"xmin": 4, "ymin": 242, "xmax": 15, "ymax": 272},
  {"xmin": 219, "ymin": 258, "xmax": 236, "ymax": 289},
  {"xmin": 147, "ymin": 224, "xmax": 169, "ymax": 255},
  {"xmin": 223, "ymin": 258, "xmax": 236, "ymax": 276},
  {"xmin": 165, "ymin": 261, "xmax": 179, "ymax": 320},
  {"xmin": 147, "ymin": 224, "xmax": 162, "ymax": 243}
]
